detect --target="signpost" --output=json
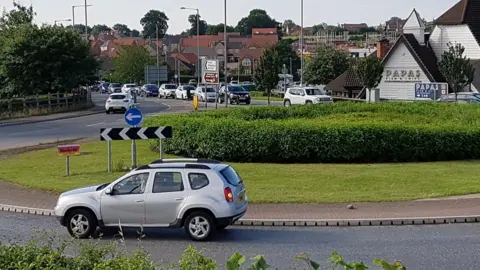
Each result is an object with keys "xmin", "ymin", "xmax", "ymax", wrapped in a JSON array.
[
  {"xmin": 201, "ymin": 59, "xmax": 220, "ymax": 109},
  {"xmin": 124, "ymin": 108, "xmax": 143, "ymax": 169},
  {"xmin": 414, "ymin": 83, "xmax": 448, "ymax": 100},
  {"xmin": 57, "ymin": 144, "xmax": 80, "ymax": 176},
  {"xmin": 100, "ymin": 126, "xmax": 173, "ymax": 171}
]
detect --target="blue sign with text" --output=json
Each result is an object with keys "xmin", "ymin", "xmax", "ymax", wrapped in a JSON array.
[{"xmin": 414, "ymin": 83, "xmax": 447, "ymax": 100}]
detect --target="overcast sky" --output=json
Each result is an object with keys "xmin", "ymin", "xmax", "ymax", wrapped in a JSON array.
[{"xmin": 1, "ymin": 0, "xmax": 459, "ymax": 34}]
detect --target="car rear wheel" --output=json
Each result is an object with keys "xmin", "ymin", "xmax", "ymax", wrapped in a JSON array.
[
  {"xmin": 66, "ymin": 209, "xmax": 97, "ymax": 239},
  {"xmin": 284, "ymin": 100, "xmax": 291, "ymax": 107},
  {"xmin": 184, "ymin": 211, "xmax": 216, "ymax": 241}
]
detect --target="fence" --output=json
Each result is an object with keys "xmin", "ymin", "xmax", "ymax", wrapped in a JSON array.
[{"xmin": 0, "ymin": 89, "xmax": 92, "ymax": 119}]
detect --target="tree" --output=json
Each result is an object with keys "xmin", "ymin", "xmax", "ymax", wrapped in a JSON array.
[
  {"xmin": 65, "ymin": 24, "xmax": 92, "ymax": 34},
  {"xmin": 140, "ymin": 10, "xmax": 169, "ymax": 38},
  {"xmin": 235, "ymin": 9, "xmax": 278, "ymax": 35},
  {"xmin": 131, "ymin": 29, "xmax": 140, "ymax": 37},
  {"xmin": 206, "ymin": 23, "xmax": 235, "ymax": 35},
  {"xmin": 111, "ymin": 45, "xmax": 155, "ymax": 84},
  {"xmin": 283, "ymin": 19, "xmax": 296, "ymax": 35},
  {"xmin": 304, "ymin": 45, "xmax": 349, "ymax": 85},
  {"xmin": 0, "ymin": 25, "xmax": 98, "ymax": 98},
  {"xmin": 438, "ymin": 42, "xmax": 475, "ymax": 101},
  {"xmin": 187, "ymin": 14, "xmax": 207, "ymax": 35},
  {"xmin": 113, "ymin": 23, "xmax": 131, "ymax": 36},
  {"xmin": 91, "ymin": 24, "xmax": 111, "ymax": 35},
  {"xmin": 0, "ymin": 1, "xmax": 35, "ymax": 29},
  {"xmin": 352, "ymin": 56, "xmax": 384, "ymax": 101},
  {"xmin": 253, "ymin": 46, "xmax": 280, "ymax": 104}
]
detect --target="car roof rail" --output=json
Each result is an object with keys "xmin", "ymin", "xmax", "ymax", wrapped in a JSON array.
[{"xmin": 150, "ymin": 158, "xmax": 221, "ymax": 164}]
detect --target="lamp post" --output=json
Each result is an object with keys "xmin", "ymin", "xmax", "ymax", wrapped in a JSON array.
[
  {"xmin": 54, "ymin": 19, "xmax": 72, "ymax": 26},
  {"xmin": 156, "ymin": 24, "xmax": 160, "ymax": 86},
  {"xmin": 72, "ymin": 4, "xmax": 92, "ymax": 29},
  {"xmin": 300, "ymin": 0, "xmax": 304, "ymax": 86},
  {"xmin": 180, "ymin": 7, "xmax": 200, "ymax": 88}
]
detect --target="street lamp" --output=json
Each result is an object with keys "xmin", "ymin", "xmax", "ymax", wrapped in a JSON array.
[
  {"xmin": 72, "ymin": 4, "xmax": 93, "ymax": 37},
  {"xmin": 223, "ymin": 0, "xmax": 228, "ymax": 108},
  {"xmin": 300, "ymin": 0, "xmax": 304, "ymax": 86},
  {"xmin": 180, "ymin": 7, "xmax": 200, "ymax": 88},
  {"xmin": 54, "ymin": 19, "xmax": 72, "ymax": 26}
]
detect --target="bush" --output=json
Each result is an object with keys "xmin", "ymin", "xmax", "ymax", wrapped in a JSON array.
[
  {"xmin": 0, "ymin": 237, "xmax": 406, "ymax": 269},
  {"xmin": 144, "ymin": 102, "xmax": 480, "ymax": 163}
]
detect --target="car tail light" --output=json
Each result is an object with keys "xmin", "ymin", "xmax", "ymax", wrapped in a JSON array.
[
  {"xmin": 224, "ymin": 187, "xmax": 234, "ymax": 202},
  {"xmin": 106, "ymin": 100, "xmax": 111, "ymax": 103}
]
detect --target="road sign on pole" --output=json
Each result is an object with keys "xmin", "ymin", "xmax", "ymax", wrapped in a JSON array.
[
  {"xmin": 124, "ymin": 108, "xmax": 143, "ymax": 126},
  {"xmin": 204, "ymin": 73, "xmax": 219, "ymax": 84},
  {"xmin": 201, "ymin": 59, "xmax": 219, "ymax": 85},
  {"xmin": 100, "ymin": 127, "xmax": 173, "ymax": 141}
]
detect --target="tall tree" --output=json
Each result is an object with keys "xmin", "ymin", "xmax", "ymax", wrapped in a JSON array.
[
  {"xmin": 140, "ymin": 10, "xmax": 169, "ymax": 38},
  {"xmin": 282, "ymin": 19, "xmax": 296, "ymax": 35},
  {"xmin": 113, "ymin": 23, "xmax": 131, "ymax": 36},
  {"xmin": 0, "ymin": 1, "xmax": 35, "ymax": 29},
  {"xmin": 91, "ymin": 24, "xmax": 111, "ymax": 35},
  {"xmin": 253, "ymin": 46, "xmax": 280, "ymax": 104},
  {"xmin": 352, "ymin": 56, "xmax": 384, "ymax": 100},
  {"xmin": 65, "ymin": 24, "xmax": 92, "ymax": 34},
  {"xmin": 131, "ymin": 29, "xmax": 140, "ymax": 37},
  {"xmin": 439, "ymin": 42, "xmax": 475, "ymax": 101},
  {"xmin": 304, "ymin": 45, "xmax": 349, "ymax": 85},
  {"xmin": 111, "ymin": 45, "xmax": 155, "ymax": 84},
  {"xmin": 187, "ymin": 14, "xmax": 207, "ymax": 35},
  {"xmin": 206, "ymin": 23, "xmax": 235, "ymax": 35},
  {"xmin": 235, "ymin": 9, "xmax": 278, "ymax": 35}
]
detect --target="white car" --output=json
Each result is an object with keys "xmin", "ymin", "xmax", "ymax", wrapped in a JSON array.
[
  {"xmin": 283, "ymin": 87, "xmax": 333, "ymax": 106},
  {"xmin": 121, "ymin": 83, "xmax": 137, "ymax": 93},
  {"xmin": 159, "ymin": 84, "xmax": 178, "ymax": 99},
  {"xmin": 230, "ymin": 80, "xmax": 239, "ymax": 85},
  {"xmin": 105, "ymin": 93, "xmax": 133, "ymax": 114},
  {"xmin": 195, "ymin": 86, "xmax": 217, "ymax": 102},
  {"xmin": 175, "ymin": 85, "xmax": 196, "ymax": 100}
]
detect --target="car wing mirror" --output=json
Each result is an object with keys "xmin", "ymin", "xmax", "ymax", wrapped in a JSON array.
[{"xmin": 105, "ymin": 187, "xmax": 112, "ymax": 195}]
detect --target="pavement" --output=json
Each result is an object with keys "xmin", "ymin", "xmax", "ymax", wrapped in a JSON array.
[{"xmin": 0, "ymin": 211, "xmax": 478, "ymax": 269}]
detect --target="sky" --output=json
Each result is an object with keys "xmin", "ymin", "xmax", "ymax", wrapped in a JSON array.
[{"xmin": 1, "ymin": 0, "xmax": 460, "ymax": 34}]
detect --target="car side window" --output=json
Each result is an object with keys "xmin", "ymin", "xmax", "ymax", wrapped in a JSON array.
[
  {"xmin": 298, "ymin": 89, "xmax": 305, "ymax": 96},
  {"xmin": 188, "ymin": 173, "xmax": 210, "ymax": 190},
  {"xmin": 153, "ymin": 172, "xmax": 184, "ymax": 193},
  {"xmin": 112, "ymin": 173, "xmax": 149, "ymax": 195}
]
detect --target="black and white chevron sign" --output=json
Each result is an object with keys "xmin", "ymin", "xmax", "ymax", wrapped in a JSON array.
[{"xmin": 100, "ymin": 127, "xmax": 172, "ymax": 141}]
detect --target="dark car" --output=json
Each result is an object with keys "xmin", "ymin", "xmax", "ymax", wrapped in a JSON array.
[
  {"xmin": 140, "ymin": 84, "xmax": 159, "ymax": 97},
  {"xmin": 218, "ymin": 85, "xmax": 251, "ymax": 105},
  {"xmin": 100, "ymin": 83, "xmax": 110, "ymax": 93}
]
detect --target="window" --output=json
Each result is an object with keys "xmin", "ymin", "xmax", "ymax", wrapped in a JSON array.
[
  {"xmin": 110, "ymin": 95, "xmax": 126, "ymax": 100},
  {"xmin": 298, "ymin": 89, "xmax": 305, "ymax": 96},
  {"xmin": 219, "ymin": 166, "xmax": 243, "ymax": 186},
  {"xmin": 152, "ymin": 172, "xmax": 184, "ymax": 193},
  {"xmin": 112, "ymin": 173, "xmax": 149, "ymax": 195},
  {"xmin": 188, "ymin": 173, "xmax": 210, "ymax": 190}
]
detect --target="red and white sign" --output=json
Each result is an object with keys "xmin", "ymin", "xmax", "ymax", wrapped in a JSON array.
[
  {"xmin": 57, "ymin": 144, "xmax": 80, "ymax": 157},
  {"xmin": 203, "ymin": 73, "xmax": 219, "ymax": 84}
]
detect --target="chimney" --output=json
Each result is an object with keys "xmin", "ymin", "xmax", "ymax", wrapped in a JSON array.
[{"xmin": 376, "ymin": 37, "xmax": 389, "ymax": 58}]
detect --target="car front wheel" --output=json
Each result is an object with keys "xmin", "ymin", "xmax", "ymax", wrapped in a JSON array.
[
  {"xmin": 66, "ymin": 209, "xmax": 97, "ymax": 239},
  {"xmin": 184, "ymin": 211, "xmax": 216, "ymax": 241}
]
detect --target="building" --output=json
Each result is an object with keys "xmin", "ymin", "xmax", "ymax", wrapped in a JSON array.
[{"xmin": 341, "ymin": 23, "xmax": 368, "ymax": 33}]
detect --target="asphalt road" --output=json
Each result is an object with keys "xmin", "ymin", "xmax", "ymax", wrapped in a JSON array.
[
  {"xmin": 0, "ymin": 212, "xmax": 477, "ymax": 269},
  {"xmin": 0, "ymin": 92, "xmax": 280, "ymax": 150}
]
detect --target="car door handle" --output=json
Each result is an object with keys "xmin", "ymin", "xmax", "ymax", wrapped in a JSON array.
[
  {"xmin": 174, "ymin": 198, "xmax": 184, "ymax": 201},
  {"xmin": 134, "ymin": 200, "xmax": 144, "ymax": 203}
]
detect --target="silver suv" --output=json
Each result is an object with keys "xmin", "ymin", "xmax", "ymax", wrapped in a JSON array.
[{"xmin": 54, "ymin": 159, "xmax": 248, "ymax": 241}]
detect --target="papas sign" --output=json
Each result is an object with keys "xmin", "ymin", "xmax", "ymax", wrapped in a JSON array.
[
  {"xmin": 57, "ymin": 144, "xmax": 80, "ymax": 157},
  {"xmin": 203, "ymin": 72, "xmax": 219, "ymax": 84},
  {"xmin": 385, "ymin": 69, "xmax": 421, "ymax": 82}
]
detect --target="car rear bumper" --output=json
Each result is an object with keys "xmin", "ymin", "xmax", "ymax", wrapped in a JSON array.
[{"xmin": 216, "ymin": 209, "xmax": 247, "ymax": 227}]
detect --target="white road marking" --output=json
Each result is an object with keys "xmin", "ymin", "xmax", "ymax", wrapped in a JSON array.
[{"xmin": 86, "ymin": 122, "xmax": 105, "ymax": 127}]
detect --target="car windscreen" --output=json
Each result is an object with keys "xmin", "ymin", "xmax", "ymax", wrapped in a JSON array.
[
  {"xmin": 111, "ymin": 83, "xmax": 121, "ymax": 87},
  {"xmin": 201, "ymin": 88, "xmax": 215, "ymax": 92},
  {"xmin": 305, "ymin": 88, "xmax": 325, "ymax": 95},
  {"xmin": 228, "ymin": 86, "xmax": 245, "ymax": 92},
  {"xmin": 110, "ymin": 95, "xmax": 126, "ymax": 100},
  {"xmin": 219, "ymin": 166, "xmax": 243, "ymax": 186},
  {"xmin": 145, "ymin": 85, "xmax": 158, "ymax": 90},
  {"xmin": 183, "ymin": 86, "xmax": 195, "ymax": 90},
  {"xmin": 125, "ymin": 84, "xmax": 136, "ymax": 88},
  {"xmin": 165, "ymin": 85, "xmax": 176, "ymax": 89}
]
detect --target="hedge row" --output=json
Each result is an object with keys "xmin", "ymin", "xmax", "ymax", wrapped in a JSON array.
[{"xmin": 145, "ymin": 102, "xmax": 480, "ymax": 163}]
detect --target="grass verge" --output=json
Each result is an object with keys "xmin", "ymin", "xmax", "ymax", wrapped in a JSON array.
[{"xmin": 1, "ymin": 140, "xmax": 480, "ymax": 203}]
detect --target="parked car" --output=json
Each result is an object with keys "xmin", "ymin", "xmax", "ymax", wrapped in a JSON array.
[
  {"xmin": 139, "ymin": 84, "xmax": 159, "ymax": 97},
  {"xmin": 230, "ymin": 80, "xmax": 239, "ymax": 85},
  {"xmin": 53, "ymin": 158, "xmax": 248, "ymax": 241},
  {"xmin": 188, "ymin": 79, "xmax": 197, "ymax": 86},
  {"xmin": 241, "ymin": 83, "xmax": 256, "ymax": 92},
  {"xmin": 159, "ymin": 84, "xmax": 177, "ymax": 98},
  {"xmin": 283, "ymin": 87, "xmax": 333, "ymax": 106},
  {"xmin": 218, "ymin": 85, "xmax": 251, "ymax": 105},
  {"xmin": 105, "ymin": 93, "xmax": 134, "ymax": 114},
  {"xmin": 121, "ymin": 83, "xmax": 137, "ymax": 93},
  {"xmin": 437, "ymin": 92, "xmax": 480, "ymax": 103},
  {"xmin": 108, "ymin": 83, "xmax": 122, "ymax": 93},
  {"xmin": 195, "ymin": 86, "xmax": 217, "ymax": 102},
  {"xmin": 100, "ymin": 82, "xmax": 110, "ymax": 93},
  {"xmin": 175, "ymin": 85, "xmax": 196, "ymax": 100}
]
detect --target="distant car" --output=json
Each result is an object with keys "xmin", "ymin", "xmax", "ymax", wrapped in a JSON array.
[
  {"xmin": 437, "ymin": 92, "xmax": 480, "ymax": 103},
  {"xmin": 188, "ymin": 79, "xmax": 197, "ymax": 86},
  {"xmin": 105, "ymin": 93, "xmax": 134, "ymax": 114},
  {"xmin": 175, "ymin": 85, "xmax": 196, "ymax": 100},
  {"xmin": 230, "ymin": 80, "xmax": 239, "ymax": 85},
  {"xmin": 159, "ymin": 84, "xmax": 177, "ymax": 98},
  {"xmin": 122, "ymin": 83, "xmax": 137, "ymax": 93},
  {"xmin": 218, "ymin": 85, "xmax": 251, "ymax": 105},
  {"xmin": 100, "ymin": 83, "xmax": 110, "ymax": 93},
  {"xmin": 140, "ymin": 84, "xmax": 159, "ymax": 97},
  {"xmin": 194, "ymin": 86, "xmax": 217, "ymax": 102},
  {"xmin": 108, "ymin": 83, "xmax": 122, "ymax": 93},
  {"xmin": 283, "ymin": 87, "xmax": 333, "ymax": 107}
]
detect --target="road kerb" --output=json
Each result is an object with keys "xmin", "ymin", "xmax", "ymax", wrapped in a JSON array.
[
  {"xmin": 1, "ymin": 204, "xmax": 479, "ymax": 227},
  {"xmin": 0, "ymin": 110, "xmax": 103, "ymax": 127}
]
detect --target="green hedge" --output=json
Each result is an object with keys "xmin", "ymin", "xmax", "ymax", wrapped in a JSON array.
[
  {"xmin": 145, "ymin": 102, "xmax": 480, "ymax": 163},
  {"xmin": 0, "ymin": 239, "xmax": 406, "ymax": 269}
]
